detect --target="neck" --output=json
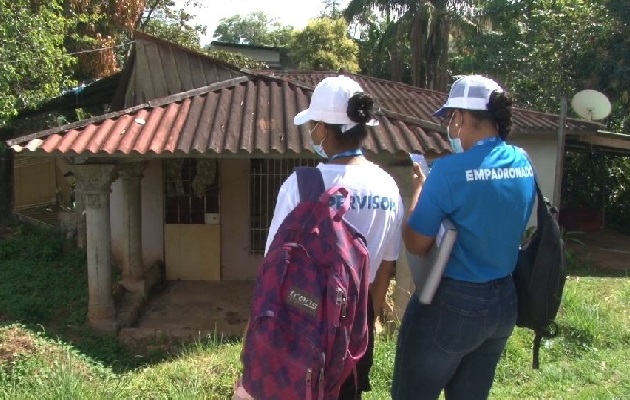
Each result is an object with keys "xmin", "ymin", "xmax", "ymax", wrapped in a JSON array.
[
  {"xmin": 474, "ymin": 131, "xmax": 499, "ymax": 141},
  {"xmin": 465, "ymin": 129, "xmax": 499, "ymax": 147},
  {"xmin": 327, "ymin": 146, "xmax": 364, "ymax": 164}
]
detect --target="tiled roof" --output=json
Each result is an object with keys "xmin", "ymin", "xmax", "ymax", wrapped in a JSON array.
[
  {"xmin": 7, "ymin": 74, "xmax": 450, "ymax": 157},
  {"xmin": 257, "ymin": 70, "xmax": 603, "ymax": 135}
]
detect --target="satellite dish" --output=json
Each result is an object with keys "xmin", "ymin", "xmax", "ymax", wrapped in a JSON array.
[{"xmin": 571, "ymin": 89, "xmax": 611, "ymax": 121}]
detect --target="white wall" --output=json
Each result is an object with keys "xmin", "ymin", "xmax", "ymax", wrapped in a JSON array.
[
  {"xmin": 510, "ymin": 135, "xmax": 560, "ymax": 227},
  {"xmin": 110, "ymin": 159, "xmax": 164, "ymax": 269}
]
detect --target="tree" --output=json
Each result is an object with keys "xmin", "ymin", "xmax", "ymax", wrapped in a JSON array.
[
  {"xmin": 290, "ymin": 17, "xmax": 360, "ymax": 73},
  {"xmin": 592, "ymin": 0, "xmax": 630, "ymax": 134},
  {"xmin": 449, "ymin": 0, "xmax": 630, "ymax": 234},
  {"xmin": 0, "ymin": 0, "xmax": 210, "ymax": 225},
  {"xmin": 345, "ymin": 0, "xmax": 483, "ymax": 90},
  {"xmin": 212, "ymin": 11, "xmax": 294, "ymax": 47},
  {"xmin": 140, "ymin": 0, "xmax": 207, "ymax": 50},
  {"xmin": 321, "ymin": 0, "xmax": 344, "ymax": 18},
  {"xmin": 0, "ymin": 0, "xmax": 76, "ymax": 225},
  {"xmin": 350, "ymin": 10, "xmax": 412, "ymax": 82},
  {"xmin": 450, "ymin": 0, "xmax": 607, "ymax": 113}
]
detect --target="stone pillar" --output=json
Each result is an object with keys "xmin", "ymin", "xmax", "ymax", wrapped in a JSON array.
[
  {"xmin": 69, "ymin": 164, "xmax": 118, "ymax": 333},
  {"xmin": 118, "ymin": 162, "xmax": 148, "ymax": 295},
  {"xmin": 384, "ymin": 164, "xmax": 416, "ymax": 320}
]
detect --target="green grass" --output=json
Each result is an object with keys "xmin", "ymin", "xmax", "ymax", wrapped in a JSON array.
[{"xmin": 1, "ymin": 224, "xmax": 629, "ymax": 399}]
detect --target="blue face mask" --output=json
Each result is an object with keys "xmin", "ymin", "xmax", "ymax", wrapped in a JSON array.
[
  {"xmin": 447, "ymin": 114, "xmax": 464, "ymax": 153},
  {"xmin": 309, "ymin": 122, "xmax": 328, "ymax": 158},
  {"xmin": 311, "ymin": 139, "xmax": 327, "ymax": 158}
]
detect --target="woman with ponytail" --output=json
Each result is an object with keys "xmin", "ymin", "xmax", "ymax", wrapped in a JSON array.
[
  {"xmin": 236, "ymin": 76, "xmax": 404, "ymax": 400},
  {"xmin": 392, "ymin": 75, "xmax": 536, "ymax": 399}
]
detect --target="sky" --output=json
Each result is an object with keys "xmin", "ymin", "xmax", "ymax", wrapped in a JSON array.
[{"xmin": 178, "ymin": 0, "xmax": 350, "ymax": 45}]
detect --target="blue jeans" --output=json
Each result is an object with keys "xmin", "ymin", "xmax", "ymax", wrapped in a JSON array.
[{"xmin": 391, "ymin": 276, "xmax": 517, "ymax": 400}]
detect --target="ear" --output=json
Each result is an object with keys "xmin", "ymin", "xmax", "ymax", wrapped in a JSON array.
[
  {"xmin": 320, "ymin": 123, "xmax": 330, "ymax": 141},
  {"xmin": 451, "ymin": 110, "xmax": 460, "ymax": 127},
  {"xmin": 455, "ymin": 110, "xmax": 467, "ymax": 127},
  {"xmin": 312, "ymin": 122, "xmax": 327, "ymax": 143}
]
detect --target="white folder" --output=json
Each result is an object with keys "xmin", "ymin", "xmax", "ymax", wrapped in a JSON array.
[{"xmin": 406, "ymin": 218, "xmax": 458, "ymax": 304}]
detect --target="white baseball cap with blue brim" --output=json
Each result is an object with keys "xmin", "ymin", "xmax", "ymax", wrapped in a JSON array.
[
  {"xmin": 433, "ymin": 75, "xmax": 503, "ymax": 118},
  {"xmin": 294, "ymin": 75, "xmax": 378, "ymax": 130}
]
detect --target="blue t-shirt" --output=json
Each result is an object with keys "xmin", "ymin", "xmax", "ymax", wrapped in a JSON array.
[{"xmin": 408, "ymin": 137, "xmax": 536, "ymax": 283}]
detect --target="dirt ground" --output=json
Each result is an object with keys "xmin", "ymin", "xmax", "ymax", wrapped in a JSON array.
[{"xmin": 565, "ymin": 228, "xmax": 630, "ymax": 271}]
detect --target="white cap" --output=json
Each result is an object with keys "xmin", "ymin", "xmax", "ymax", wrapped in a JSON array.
[
  {"xmin": 294, "ymin": 75, "xmax": 378, "ymax": 130},
  {"xmin": 433, "ymin": 75, "xmax": 503, "ymax": 118}
]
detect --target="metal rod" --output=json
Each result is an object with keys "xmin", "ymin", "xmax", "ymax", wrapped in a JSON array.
[{"xmin": 553, "ymin": 96, "xmax": 568, "ymax": 217}]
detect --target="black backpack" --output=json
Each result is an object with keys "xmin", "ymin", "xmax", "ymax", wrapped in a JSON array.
[{"xmin": 513, "ymin": 176, "xmax": 567, "ymax": 369}]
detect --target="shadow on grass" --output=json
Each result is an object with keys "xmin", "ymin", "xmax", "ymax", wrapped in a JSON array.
[
  {"xmin": 0, "ymin": 224, "xmax": 176, "ymax": 372},
  {"xmin": 566, "ymin": 260, "xmax": 629, "ymax": 278},
  {"xmin": 558, "ymin": 324, "xmax": 598, "ymax": 356}
]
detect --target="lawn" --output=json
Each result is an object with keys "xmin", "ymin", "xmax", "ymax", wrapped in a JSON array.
[{"xmin": 0, "ymin": 224, "xmax": 628, "ymax": 399}]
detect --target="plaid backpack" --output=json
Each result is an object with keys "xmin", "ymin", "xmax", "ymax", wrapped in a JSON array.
[{"xmin": 241, "ymin": 167, "xmax": 370, "ymax": 400}]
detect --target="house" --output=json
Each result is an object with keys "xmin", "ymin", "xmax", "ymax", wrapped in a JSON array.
[
  {"xmin": 6, "ymin": 32, "xmax": 605, "ymax": 333},
  {"xmin": 209, "ymin": 41, "xmax": 292, "ymax": 70}
]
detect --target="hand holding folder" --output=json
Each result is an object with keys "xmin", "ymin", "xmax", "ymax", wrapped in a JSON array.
[{"xmin": 406, "ymin": 219, "xmax": 458, "ymax": 304}]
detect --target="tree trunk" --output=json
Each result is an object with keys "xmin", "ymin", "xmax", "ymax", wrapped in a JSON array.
[
  {"xmin": 0, "ymin": 145, "xmax": 14, "ymax": 227},
  {"xmin": 434, "ymin": 18, "xmax": 450, "ymax": 92},
  {"xmin": 410, "ymin": 14, "xmax": 427, "ymax": 88},
  {"xmin": 389, "ymin": 26, "xmax": 405, "ymax": 82}
]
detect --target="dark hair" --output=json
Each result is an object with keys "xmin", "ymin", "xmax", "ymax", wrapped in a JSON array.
[
  {"xmin": 468, "ymin": 90, "xmax": 513, "ymax": 139},
  {"xmin": 488, "ymin": 90, "xmax": 513, "ymax": 139},
  {"xmin": 324, "ymin": 92, "xmax": 375, "ymax": 146}
]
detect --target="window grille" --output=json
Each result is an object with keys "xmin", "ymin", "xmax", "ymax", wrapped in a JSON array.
[
  {"xmin": 164, "ymin": 158, "xmax": 219, "ymax": 224},
  {"xmin": 249, "ymin": 158, "xmax": 317, "ymax": 254}
]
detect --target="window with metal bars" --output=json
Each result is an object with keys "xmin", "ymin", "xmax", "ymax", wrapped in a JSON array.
[
  {"xmin": 249, "ymin": 158, "xmax": 318, "ymax": 254},
  {"xmin": 164, "ymin": 158, "xmax": 219, "ymax": 224}
]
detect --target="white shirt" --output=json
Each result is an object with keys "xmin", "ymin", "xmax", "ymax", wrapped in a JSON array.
[{"xmin": 265, "ymin": 162, "xmax": 404, "ymax": 283}]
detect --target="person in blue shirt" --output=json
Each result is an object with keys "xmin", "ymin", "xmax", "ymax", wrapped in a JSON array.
[{"xmin": 391, "ymin": 75, "xmax": 536, "ymax": 400}]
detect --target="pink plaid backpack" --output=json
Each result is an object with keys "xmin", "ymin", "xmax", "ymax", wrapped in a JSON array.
[{"xmin": 241, "ymin": 167, "xmax": 370, "ymax": 400}]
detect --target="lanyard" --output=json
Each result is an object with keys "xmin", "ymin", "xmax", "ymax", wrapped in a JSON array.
[
  {"xmin": 475, "ymin": 136, "xmax": 502, "ymax": 147},
  {"xmin": 329, "ymin": 149, "xmax": 363, "ymax": 161}
]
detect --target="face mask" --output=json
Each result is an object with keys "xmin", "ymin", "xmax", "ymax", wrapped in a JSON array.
[
  {"xmin": 309, "ymin": 122, "xmax": 328, "ymax": 158},
  {"xmin": 447, "ymin": 113, "xmax": 464, "ymax": 154},
  {"xmin": 311, "ymin": 139, "xmax": 327, "ymax": 158}
]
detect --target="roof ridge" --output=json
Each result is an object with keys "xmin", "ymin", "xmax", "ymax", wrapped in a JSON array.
[
  {"xmin": 240, "ymin": 69, "xmax": 317, "ymax": 92},
  {"xmin": 260, "ymin": 69, "xmax": 448, "ymax": 96},
  {"xmin": 133, "ymin": 31, "xmax": 244, "ymax": 73},
  {"xmin": 510, "ymin": 105, "xmax": 605, "ymax": 127}
]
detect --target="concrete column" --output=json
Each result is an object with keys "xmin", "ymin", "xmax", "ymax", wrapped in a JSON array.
[
  {"xmin": 118, "ymin": 162, "xmax": 147, "ymax": 294},
  {"xmin": 55, "ymin": 158, "xmax": 87, "ymax": 250},
  {"xmin": 69, "ymin": 164, "xmax": 118, "ymax": 333}
]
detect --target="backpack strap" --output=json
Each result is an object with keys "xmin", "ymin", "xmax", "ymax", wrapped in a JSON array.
[
  {"xmin": 532, "ymin": 332, "xmax": 542, "ymax": 369},
  {"xmin": 296, "ymin": 167, "xmax": 326, "ymax": 203},
  {"xmin": 295, "ymin": 166, "xmax": 352, "ymax": 220}
]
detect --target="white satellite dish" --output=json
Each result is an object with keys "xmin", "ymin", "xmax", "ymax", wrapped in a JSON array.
[{"xmin": 571, "ymin": 89, "xmax": 611, "ymax": 121}]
